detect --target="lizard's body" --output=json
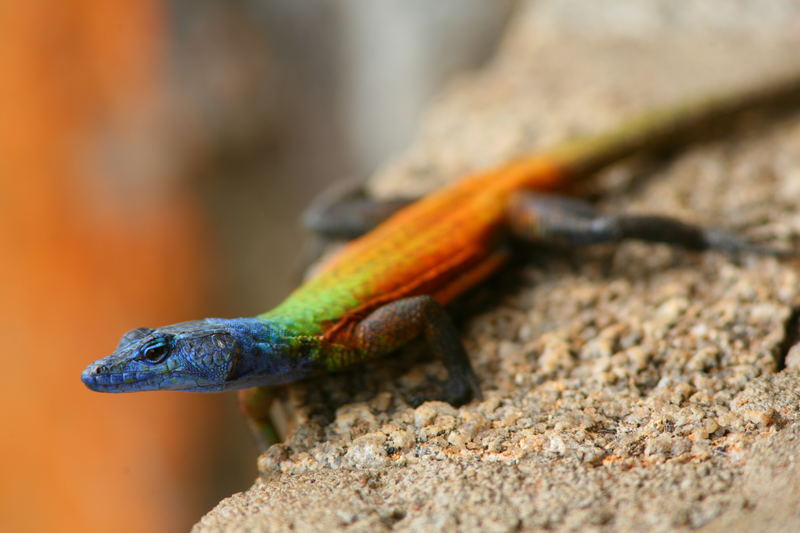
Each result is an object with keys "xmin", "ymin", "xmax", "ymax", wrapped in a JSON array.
[
  {"xmin": 265, "ymin": 158, "xmax": 560, "ymax": 337},
  {"xmin": 82, "ymin": 72, "xmax": 800, "ymax": 443}
]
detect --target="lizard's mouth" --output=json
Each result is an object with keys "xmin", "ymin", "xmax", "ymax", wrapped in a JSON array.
[
  {"xmin": 80, "ymin": 362, "xmax": 223, "ymax": 392},
  {"xmin": 81, "ymin": 363, "xmax": 155, "ymax": 392}
]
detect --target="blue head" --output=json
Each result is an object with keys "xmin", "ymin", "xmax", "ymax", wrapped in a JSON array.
[{"xmin": 81, "ymin": 318, "xmax": 319, "ymax": 393}]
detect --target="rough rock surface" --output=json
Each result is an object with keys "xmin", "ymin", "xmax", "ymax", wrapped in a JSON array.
[{"xmin": 196, "ymin": 1, "xmax": 800, "ymax": 532}]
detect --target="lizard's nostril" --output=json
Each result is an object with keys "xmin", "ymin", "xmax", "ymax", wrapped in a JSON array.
[{"xmin": 95, "ymin": 365, "xmax": 107, "ymax": 375}]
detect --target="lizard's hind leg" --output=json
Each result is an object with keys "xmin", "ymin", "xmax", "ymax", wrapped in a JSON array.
[{"xmin": 507, "ymin": 192, "xmax": 792, "ymax": 257}]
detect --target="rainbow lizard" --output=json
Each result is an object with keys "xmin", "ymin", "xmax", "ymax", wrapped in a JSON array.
[{"xmin": 82, "ymin": 72, "xmax": 800, "ymax": 446}]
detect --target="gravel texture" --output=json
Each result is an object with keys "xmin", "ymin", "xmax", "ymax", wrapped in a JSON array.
[{"xmin": 195, "ymin": 1, "xmax": 800, "ymax": 532}]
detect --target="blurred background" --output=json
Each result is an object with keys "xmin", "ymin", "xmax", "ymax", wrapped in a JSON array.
[{"xmin": 0, "ymin": 1, "xmax": 513, "ymax": 531}]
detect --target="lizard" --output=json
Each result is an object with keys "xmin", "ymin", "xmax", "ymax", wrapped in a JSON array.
[{"xmin": 82, "ymin": 71, "xmax": 800, "ymax": 447}]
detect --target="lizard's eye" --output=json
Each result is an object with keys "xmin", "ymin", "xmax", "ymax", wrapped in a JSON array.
[{"xmin": 141, "ymin": 340, "xmax": 171, "ymax": 364}]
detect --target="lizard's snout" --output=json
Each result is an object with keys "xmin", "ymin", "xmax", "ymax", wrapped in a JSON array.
[{"xmin": 81, "ymin": 361, "xmax": 114, "ymax": 391}]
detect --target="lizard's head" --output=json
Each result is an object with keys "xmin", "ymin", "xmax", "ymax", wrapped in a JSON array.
[{"xmin": 81, "ymin": 318, "xmax": 306, "ymax": 393}]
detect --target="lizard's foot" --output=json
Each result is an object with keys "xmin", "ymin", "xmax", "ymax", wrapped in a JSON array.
[{"xmin": 407, "ymin": 371, "xmax": 482, "ymax": 408}]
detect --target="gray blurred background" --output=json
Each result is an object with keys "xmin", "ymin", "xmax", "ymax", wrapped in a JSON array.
[
  {"xmin": 171, "ymin": 0, "xmax": 514, "ymax": 312},
  {"xmin": 169, "ymin": 0, "xmax": 514, "ymax": 522}
]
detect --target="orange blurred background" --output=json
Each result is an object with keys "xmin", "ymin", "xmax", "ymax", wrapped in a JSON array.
[
  {"xmin": 0, "ymin": 2, "xmax": 239, "ymax": 531},
  {"xmin": 0, "ymin": 1, "xmax": 509, "ymax": 531}
]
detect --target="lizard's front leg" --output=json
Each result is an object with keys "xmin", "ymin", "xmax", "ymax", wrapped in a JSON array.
[
  {"xmin": 303, "ymin": 178, "xmax": 414, "ymax": 240},
  {"xmin": 237, "ymin": 386, "xmax": 279, "ymax": 451},
  {"xmin": 344, "ymin": 295, "xmax": 482, "ymax": 406}
]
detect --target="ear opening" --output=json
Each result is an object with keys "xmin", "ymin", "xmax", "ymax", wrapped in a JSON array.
[{"xmin": 224, "ymin": 349, "xmax": 241, "ymax": 381}]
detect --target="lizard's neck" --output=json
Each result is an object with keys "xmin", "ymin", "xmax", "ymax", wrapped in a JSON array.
[{"xmin": 220, "ymin": 317, "xmax": 324, "ymax": 389}]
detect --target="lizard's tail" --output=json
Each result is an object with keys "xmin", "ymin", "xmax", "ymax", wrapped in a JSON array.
[{"xmin": 543, "ymin": 68, "xmax": 800, "ymax": 181}]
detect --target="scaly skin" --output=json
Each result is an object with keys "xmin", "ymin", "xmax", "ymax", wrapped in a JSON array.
[{"xmin": 82, "ymin": 70, "xmax": 800, "ymax": 398}]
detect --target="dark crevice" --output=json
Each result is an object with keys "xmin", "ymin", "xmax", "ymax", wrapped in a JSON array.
[{"xmin": 776, "ymin": 306, "xmax": 800, "ymax": 372}]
